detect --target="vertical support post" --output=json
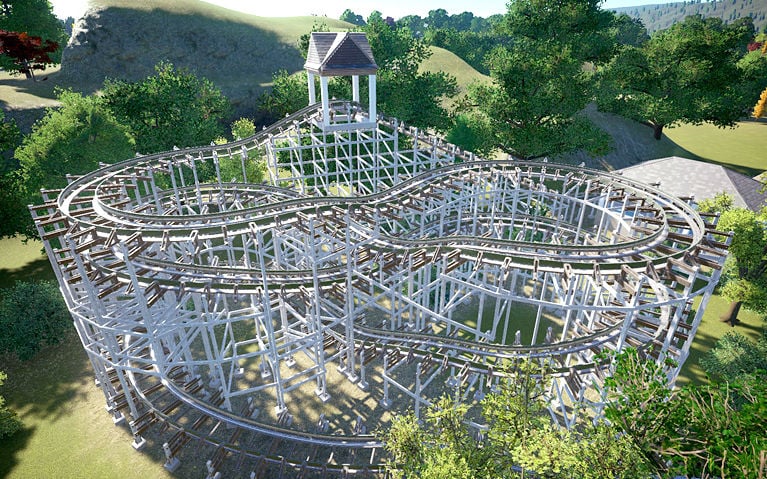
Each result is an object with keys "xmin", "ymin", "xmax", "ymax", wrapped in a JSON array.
[
  {"xmin": 368, "ymin": 74, "xmax": 376, "ymax": 122},
  {"xmin": 307, "ymin": 72, "xmax": 316, "ymax": 105},
  {"xmin": 352, "ymin": 75, "xmax": 360, "ymax": 103},
  {"xmin": 320, "ymin": 76, "xmax": 330, "ymax": 126}
]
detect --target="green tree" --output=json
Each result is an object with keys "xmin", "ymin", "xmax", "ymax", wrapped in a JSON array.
[
  {"xmin": 599, "ymin": 15, "xmax": 762, "ymax": 140},
  {"xmin": 339, "ymin": 9, "xmax": 365, "ymax": 26},
  {"xmin": 701, "ymin": 331, "xmax": 767, "ymax": 381},
  {"xmin": 603, "ymin": 347, "xmax": 767, "ymax": 478},
  {"xmin": 0, "ymin": 280, "xmax": 72, "ymax": 361},
  {"xmin": 365, "ymin": 17, "xmax": 458, "ymax": 131},
  {"xmin": 382, "ymin": 359, "xmax": 653, "ymax": 478},
  {"xmin": 230, "ymin": 117, "xmax": 256, "ymax": 140},
  {"xmin": 469, "ymin": 0, "xmax": 614, "ymax": 159},
  {"xmin": 717, "ymin": 207, "xmax": 767, "ymax": 323},
  {"xmin": 0, "ymin": 0, "xmax": 67, "ymax": 76},
  {"xmin": 0, "ymin": 371, "xmax": 22, "ymax": 440},
  {"xmin": 0, "ymin": 109, "xmax": 20, "ymax": 155},
  {"xmin": 102, "ymin": 62, "xmax": 231, "ymax": 154},
  {"xmin": 14, "ymin": 89, "xmax": 135, "ymax": 192}
]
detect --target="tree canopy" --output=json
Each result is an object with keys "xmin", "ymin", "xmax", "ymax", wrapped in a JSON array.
[
  {"xmin": 598, "ymin": 15, "xmax": 765, "ymax": 139},
  {"xmin": 15, "ymin": 90, "xmax": 135, "ymax": 194},
  {"xmin": 102, "ymin": 62, "xmax": 231, "ymax": 154},
  {"xmin": 468, "ymin": 0, "xmax": 614, "ymax": 159},
  {"xmin": 0, "ymin": 0, "xmax": 67, "ymax": 75},
  {"xmin": 0, "ymin": 29, "xmax": 60, "ymax": 80}
]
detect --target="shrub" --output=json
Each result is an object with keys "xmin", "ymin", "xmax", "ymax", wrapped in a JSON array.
[
  {"xmin": 0, "ymin": 280, "xmax": 71, "ymax": 360},
  {"xmin": 0, "ymin": 371, "xmax": 22, "ymax": 439}
]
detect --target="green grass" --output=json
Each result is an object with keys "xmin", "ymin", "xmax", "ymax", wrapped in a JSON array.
[
  {"xmin": 0, "ymin": 335, "xmax": 177, "ymax": 479},
  {"xmin": 420, "ymin": 46, "xmax": 490, "ymax": 106},
  {"xmin": 0, "ymin": 237, "xmax": 54, "ymax": 289},
  {"xmin": 678, "ymin": 294, "xmax": 765, "ymax": 386},
  {"xmin": 664, "ymin": 120, "xmax": 767, "ymax": 177}
]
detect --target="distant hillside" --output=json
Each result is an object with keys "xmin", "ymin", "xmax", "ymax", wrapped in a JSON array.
[
  {"xmin": 58, "ymin": 0, "xmax": 352, "ymax": 121},
  {"xmin": 614, "ymin": 0, "xmax": 767, "ymax": 32}
]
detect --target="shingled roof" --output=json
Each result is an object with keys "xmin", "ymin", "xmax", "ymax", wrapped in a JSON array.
[
  {"xmin": 304, "ymin": 32, "xmax": 378, "ymax": 77},
  {"xmin": 618, "ymin": 157, "xmax": 767, "ymax": 212}
]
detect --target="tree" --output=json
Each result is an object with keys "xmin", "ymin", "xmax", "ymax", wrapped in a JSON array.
[
  {"xmin": 603, "ymin": 347, "xmax": 767, "ymax": 478},
  {"xmin": 15, "ymin": 90, "xmax": 135, "ymax": 193},
  {"xmin": 0, "ymin": 371, "xmax": 22, "ymax": 440},
  {"xmin": 364, "ymin": 17, "xmax": 457, "ymax": 131},
  {"xmin": 102, "ymin": 62, "xmax": 231, "ymax": 154},
  {"xmin": 230, "ymin": 117, "xmax": 256, "ymax": 140},
  {"xmin": 611, "ymin": 13, "xmax": 649, "ymax": 47},
  {"xmin": 0, "ymin": 30, "xmax": 59, "ymax": 80},
  {"xmin": 599, "ymin": 15, "xmax": 761, "ymax": 140},
  {"xmin": 0, "ymin": 280, "xmax": 72, "ymax": 361},
  {"xmin": 698, "ymin": 192, "xmax": 767, "ymax": 324},
  {"xmin": 0, "ymin": 0, "xmax": 67, "ymax": 75},
  {"xmin": 9, "ymin": 90, "xmax": 134, "ymax": 237},
  {"xmin": 700, "ymin": 331, "xmax": 767, "ymax": 381},
  {"xmin": 754, "ymin": 86, "xmax": 767, "ymax": 118},
  {"xmin": 382, "ymin": 359, "xmax": 653, "ymax": 478},
  {"xmin": 0, "ymin": 109, "xmax": 20, "ymax": 155},
  {"xmin": 717, "ymin": 207, "xmax": 767, "ymax": 323},
  {"xmin": 339, "ymin": 9, "xmax": 365, "ymax": 26},
  {"xmin": 469, "ymin": 0, "xmax": 614, "ymax": 159}
]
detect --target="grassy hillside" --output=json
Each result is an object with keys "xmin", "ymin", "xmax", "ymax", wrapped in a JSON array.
[
  {"xmin": 615, "ymin": 0, "xmax": 767, "ymax": 32},
  {"xmin": 420, "ymin": 45, "xmax": 490, "ymax": 104},
  {"xmin": 1, "ymin": 0, "xmax": 352, "ymax": 127}
]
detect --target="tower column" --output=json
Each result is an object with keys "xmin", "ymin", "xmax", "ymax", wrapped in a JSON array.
[
  {"xmin": 307, "ymin": 72, "xmax": 316, "ymax": 105},
  {"xmin": 352, "ymin": 75, "xmax": 360, "ymax": 103},
  {"xmin": 368, "ymin": 74, "xmax": 376, "ymax": 122},
  {"xmin": 320, "ymin": 76, "xmax": 330, "ymax": 126}
]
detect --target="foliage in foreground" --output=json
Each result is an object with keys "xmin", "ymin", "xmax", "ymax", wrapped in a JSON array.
[
  {"xmin": 0, "ymin": 371, "xmax": 22, "ymax": 440},
  {"xmin": 383, "ymin": 348, "xmax": 767, "ymax": 478},
  {"xmin": 382, "ymin": 359, "xmax": 652, "ymax": 478},
  {"xmin": 0, "ymin": 280, "xmax": 72, "ymax": 361}
]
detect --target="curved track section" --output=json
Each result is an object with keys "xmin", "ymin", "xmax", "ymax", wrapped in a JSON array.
[{"xmin": 32, "ymin": 102, "xmax": 729, "ymax": 477}]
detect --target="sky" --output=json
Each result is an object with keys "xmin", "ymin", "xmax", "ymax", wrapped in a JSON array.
[{"xmin": 50, "ymin": 0, "xmax": 683, "ymax": 21}]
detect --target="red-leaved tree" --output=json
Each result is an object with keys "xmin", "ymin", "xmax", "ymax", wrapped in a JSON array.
[{"xmin": 0, "ymin": 29, "xmax": 58, "ymax": 80}]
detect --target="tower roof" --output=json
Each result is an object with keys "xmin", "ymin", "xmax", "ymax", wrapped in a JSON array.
[{"xmin": 304, "ymin": 32, "xmax": 378, "ymax": 77}]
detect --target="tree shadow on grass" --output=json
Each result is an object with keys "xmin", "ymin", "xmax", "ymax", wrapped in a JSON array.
[
  {"xmin": 0, "ymin": 425, "xmax": 35, "ymax": 477},
  {"xmin": 2, "ymin": 333, "xmax": 93, "ymax": 422},
  {"xmin": 0, "ymin": 257, "xmax": 56, "ymax": 289}
]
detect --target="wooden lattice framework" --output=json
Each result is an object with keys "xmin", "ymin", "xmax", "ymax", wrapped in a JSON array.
[
  {"xmin": 30, "ymin": 102, "xmax": 729, "ymax": 476},
  {"xmin": 30, "ymin": 33, "xmax": 730, "ymax": 479}
]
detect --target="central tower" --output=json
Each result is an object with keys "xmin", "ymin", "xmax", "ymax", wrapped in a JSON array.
[{"xmin": 304, "ymin": 32, "xmax": 378, "ymax": 131}]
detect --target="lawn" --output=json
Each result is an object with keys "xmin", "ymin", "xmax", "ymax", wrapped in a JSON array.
[{"xmin": 665, "ymin": 120, "xmax": 767, "ymax": 177}]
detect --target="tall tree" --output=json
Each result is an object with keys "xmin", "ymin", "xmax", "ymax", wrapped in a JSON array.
[
  {"xmin": 364, "ymin": 17, "xmax": 457, "ymax": 131},
  {"xmin": 599, "ymin": 15, "xmax": 763, "ymax": 140},
  {"xmin": 9, "ymin": 90, "xmax": 134, "ymax": 237},
  {"xmin": 339, "ymin": 9, "xmax": 365, "ymax": 26},
  {"xmin": 0, "ymin": 0, "xmax": 67, "ymax": 75},
  {"xmin": 469, "ymin": 0, "xmax": 614, "ymax": 159},
  {"xmin": 102, "ymin": 62, "xmax": 231, "ymax": 154},
  {"xmin": 0, "ymin": 30, "xmax": 59, "ymax": 80},
  {"xmin": 698, "ymin": 192, "xmax": 767, "ymax": 324}
]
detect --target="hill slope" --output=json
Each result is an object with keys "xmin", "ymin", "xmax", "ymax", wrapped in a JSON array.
[
  {"xmin": 615, "ymin": 0, "xmax": 767, "ymax": 32},
  {"xmin": 58, "ymin": 0, "xmax": 352, "ymax": 120}
]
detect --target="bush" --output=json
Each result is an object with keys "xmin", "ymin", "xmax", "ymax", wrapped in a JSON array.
[
  {"xmin": 0, "ymin": 280, "xmax": 71, "ymax": 361},
  {"xmin": 0, "ymin": 371, "xmax": 22, "ymax": 439},
  {"xmin": 700, "ymin": 331, "xmax": 767, "ymax": 381}
]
